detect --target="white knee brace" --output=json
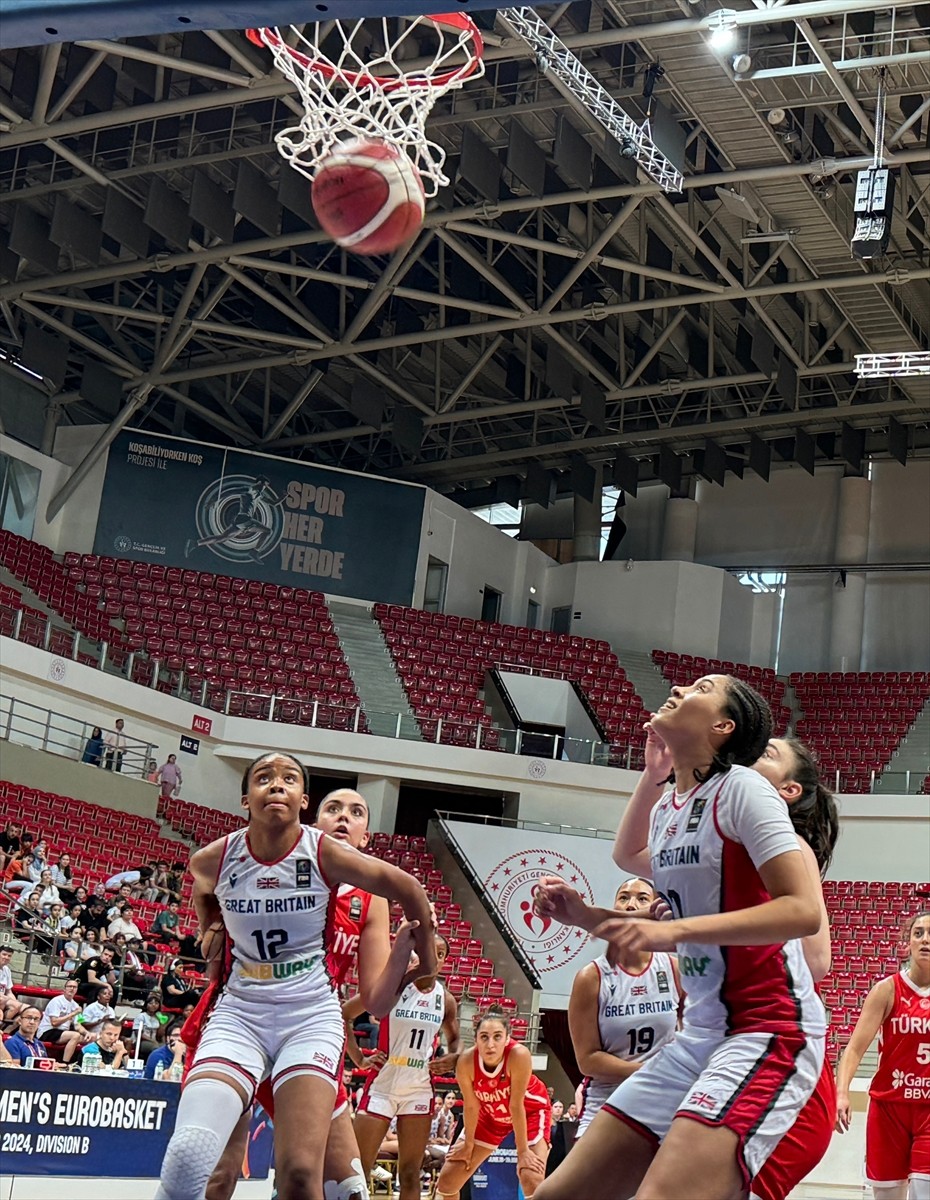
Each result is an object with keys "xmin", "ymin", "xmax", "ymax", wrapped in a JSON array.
[
  {"xmin": 908, "ymin": 1176, "xmax": 930, "ymax": 1200},
  {"xmin": 324, "ymin": 1156, "xmax": 369, "ymax": 1200},
  {"xmin": 155, "ymin": 1078, "xmax": 247, "ymax": 1200}
]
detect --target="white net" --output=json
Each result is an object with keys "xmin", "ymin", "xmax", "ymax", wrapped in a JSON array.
[{"xmin": 249, "ymin": 14, "xmax": 484, "ymax": 198}]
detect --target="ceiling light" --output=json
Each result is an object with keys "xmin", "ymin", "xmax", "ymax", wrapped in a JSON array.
[
  {"xmin": 715, "ymin": 186, "xmax": 761, "ymax": 224},
  {"xmin": 767, "ymin": 107, "xmax": 787, "ymax": 127},
  {"xmin": 732, "ymin": 53, "xmax": 752, "ymax": 75},
  {"xmin": 706, "ymin": 9, "xmax": 738, "ymax": 51}
]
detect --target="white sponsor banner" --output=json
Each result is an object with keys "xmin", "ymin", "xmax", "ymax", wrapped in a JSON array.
[{"xmin": 446, "ymin": 821, "xmax": 627, "ymax": 1006}]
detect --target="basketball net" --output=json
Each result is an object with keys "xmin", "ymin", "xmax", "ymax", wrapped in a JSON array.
[{"xmin": 247, "ymin": 14, "xmax": 484, "ymax": 198}]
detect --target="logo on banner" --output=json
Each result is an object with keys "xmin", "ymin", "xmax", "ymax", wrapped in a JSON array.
[
  {"xmin": 484, "ymin": 851, "xmax": 594, "ymax": 973},
  {"xmin": 114, "ymin": 535, "xmax": 133, "ymax": 553},
  {"xmin": 187, "ymin": 474, "xmax": 286, "ymax": 565}
]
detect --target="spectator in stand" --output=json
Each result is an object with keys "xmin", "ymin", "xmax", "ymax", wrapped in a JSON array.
[
  {"xmin": 160, "ymin": 957, "xmax": 201, "ymax": 1009},
  {"xmin": 72, "ymin": 942, "xmax": 118, "ymax": 1000},
  {"xmin": 156, "ymin": 754, "xmax": 183, "ymax": 800},
  {"xmin": 131, "ymin": 992, "xmax": 165, "ymax": 1059},
  {"xmin": 146, "ymin": 862, "xmax": 175, "ymax": 905},
  {"xmin": 0, "ymin": 820, "xmax": 23, "ymax": 872},
  {"xmin": 145, "ymin": 1027, "xmax": 186, "ymax": 1080},
  {"xmin": 427, "ymin": 1091, "xmax": 459, "ymax": 1164},
  {"xmin": 164, "ymin": 860, "xmax": 187, "ymax": 904},
  {"xmin": 151, "ymin": 899, "xmax": 181, "ymax": 941},
  {"xmin": 50, "ymin": 853, "xmax": 76, "ymax": 899},
  {"xmin": 44, "ymin": 902, "xmax": 68, "ymax": 953},
  {"xmin": 82, "ymin": 897, "xmax": 110, "ymax": 936},
  {"xmin": 72, "ymin": 885, "xmax": 89, "ymax": 909},
  {"xmin": 80, "ymin": 982, "xmax": 116, "ymax": 1037},
  {"xmin": 37, "ymin": 978, "xmax": 85, "ymax": 1063},
  {"xmin": 5, "ymin": 1006, "xmax": 47, "ymax": 1064},
  {"xmin": 26, "ymin": 841, "xmax": 49, "ymax": 883},
  {"xmin": 106, "ymin": 881, "xmax": 136, "ymax": 917},
  {"xmin": 103, "ymin": 717, "xmax": 128, "ymax": 772},
  {"xmin": 24, "ymin": 869, "xmax": 61, "ymax": 911},
  {"xmin": 61, "ymin": 926, "xmax": 89, "ymax": 973},
  {"xmin": 146, "ymin": 759, "xmax": 159, "ymax": 783},
  {"xmin": 108, "ymin": 902, "xmax": 144, "ymax": 942},
  {"xmin": 2, "ymin": 833, "xmax": 34, "ymax": 885},
  {"xmin": 82, "ymin": 726, "xmax": 105, "ymax": 766},
  {"xmin": 60, "ymin": 902, "xmax": 84, "ymax": 937},
  {"xmin": 0, "ymin": 944, "xmax": 27, "ymax": 1026},
  {"xmin": 82, "ymin": 1019, "xmax": 127, "ymax": 1069},
  {"xmin": 551, "ymin": 1101, "xmax": 565, "ymax": 1122},
  {"xmin": 113, "ymin": 935, "xmax": 150, "ymax": 1000},
  {"xmin": 13, "ymin": 892, "xmax": 55, "ymax": 952},
  {"xmin": 164, "ymin": 1001, "xmax": 195, "ymax": 1040}
]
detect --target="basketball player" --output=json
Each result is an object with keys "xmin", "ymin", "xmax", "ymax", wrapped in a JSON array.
[
  {"xmin": 836, "ymin": 910, "xmax": 930, "ymax": 1200},
  {"xmin": 434, "ymin": 1008, "xmax": 551, "ymax": 1199},
  {"xmin": 347, "ymin": 932, "xmax": 460, "ymax": 1200},
  {"xmin": 569, "ymin": 878, "xmax": 681, "ymax": 1140},
  {"xmin": 202, "ymin": 786, "xmax": 412, "ymax": 1200},
  {"xmin": 154, "ymin": 754, "xmax": 436, "ymax": 1200},
  {"xmin": 532, "ymin": 674, "xmax": 825, "ymax": 1200}
]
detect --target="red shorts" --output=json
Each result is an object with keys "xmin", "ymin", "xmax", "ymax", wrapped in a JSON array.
[
  {"xmin": 751, "ymin": 1056, "xmax": 835, "ymax": 1200},
  {"xmin": 866, "ymin": 1098, "xmax": 930, "ymax": 1185}
]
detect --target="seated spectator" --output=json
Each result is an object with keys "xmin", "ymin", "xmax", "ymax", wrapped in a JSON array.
[
  {"xmin": 131, "ymin": 992, "xmax": 165, "ymax": 1059},
  {"xmin": 26, "ymin": 841, "xmax": 49, "ymax": 883},
  {"xmin": 82, "ymin": 898, "xmax": 110, "ymax": 936},
  {"xmin": 146, "ymin": 863, "xmax": 175, "ymax": 906},
  {"xmin": 106, "ymin": 882, "xmax": 136, "ymax": 918},
  {"xmin": 164, "ymin": 1002, "xmax": 195, "ymax": 1039},
  {"xmin": 72, "ymin": 885, "xmax": 90, "ymax": 908},
  {"xmin": 160, "ymin": 959, "xmax": 201, "ymax": 1009},
  {"xmin": 428, "ymin": 1091, "xmax": 459, "ymax": 1162},
  {"xmin": 59, "ymin": 903, "xmax": 84, "ymax": 937},
  {"xmin": 44, "ymin": 902, "xmax": 68, "ymax": 953},
  {"xmin": 2, "ymin": 833, "xmax": 34, "ymax": 885},
  {"xmin": 36, "ymin": 978, "xmax": 85, "ymax": 1063},
  {"xmin": 50, "ymin": 853, "xmax": 76, "ymax": 899},
  {"xmin": 0, "ymin": 820, "xmax": 23, "ymax": 873},
  {"xmin": 82, "ymin": 1019, "xmax": 126, "ymax": 1069},
  {"xmin": 72, "ymin": 942, "xmax": 118, "ymax": 1000},
  {"xmin": 0, "ymin": 944, "xmax": 27, "ymax": 1026},
  {"xmin": 80, "ymin": 982, "xmax": 116, "ymax": 1037},
  {"xmin": 113, "ymin": 935, "xmax": 150, "ymax": 1001},
  {"xmin": 61, "ymin": 926, "xmax": 88, "ymax": 973},
  {"xmin": 108, "ymin": 903, "xmax": 144, "ymax": 942},
  {"xmin": 24, "ymin": 869, "xmax": 61, "ymax": 911},
  {"xmin": 144, "ymin": 1027, "xmax": 185, "ymax": 1079},
  {"xmin": 81, "ymin": 726, "xmax": 105, "ymax": 766},
  {"xmin": 151, "ymin": 899, "xmax": 181, "ymax": 941},
  {"xmin": 164, "ymin": 861, "xmax": 187, "ymax": 904},
  {"xmin": 5, "ymin": 1006, "xmax": 48, "ymax": 1063},
  {"xmin": 13, "ymin": 892, "xmax": 55, "ymax": 953}
]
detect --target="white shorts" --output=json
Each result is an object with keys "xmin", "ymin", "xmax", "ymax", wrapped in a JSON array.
[
  {"xmin": 189, "ymin": 987, "xmax": 345, "ymax": 1101},
  {"xmin": 576, "ymin": 1078, "xmax": 613, "ymax": 1139},
  {"xmin": 603, "ymin": 1025, "xmax": 824, "ymax": 1188},
  {"xmin": 358, "ymin": 1066, "xmax": 434, "ymax": 1121}
]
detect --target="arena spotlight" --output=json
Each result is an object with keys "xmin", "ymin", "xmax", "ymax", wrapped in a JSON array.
[
  {"xmin": 706, "ymin": 9, "xmax": 738, "ymax": 51},
  {"xmin": 732, "ymin": 53, "xmax": 752, "ymax": 75}
]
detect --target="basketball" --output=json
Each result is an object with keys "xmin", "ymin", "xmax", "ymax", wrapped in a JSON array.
[{"xmin": 311, "ymin": 138, "xmax": 425, "ymax": 255}]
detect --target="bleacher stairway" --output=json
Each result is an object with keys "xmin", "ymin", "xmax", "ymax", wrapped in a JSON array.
[
  {"xmin": 615, "ymin": 648, "xmax": 669, "ymax": 716},
  {"xmin": 327, "ymin": 602, "xmax": 423, "ymax": 740},
  {"xmin": 875, "ymin": 699, "xmax": 930, "ymax": 794}
]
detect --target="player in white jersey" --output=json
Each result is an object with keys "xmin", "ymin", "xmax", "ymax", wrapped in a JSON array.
[
  {"xmin": 348, "ymin": 932, "xmax": 460, "ymax": 1200},
  {"xmin": 570, "ymin": 878, "xmax": 681, "ymax": 1139},
  {"xmin": 532, "ymin": 674, "xmax": 825, "ymax": 1200},
  {"xmin": 155, "ymin": 754, "xmax": 435, "ymax": 1200}
]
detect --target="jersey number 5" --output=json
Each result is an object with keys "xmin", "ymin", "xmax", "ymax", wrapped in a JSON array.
[{"xmin": 251, "ymin": 929, "xmax": 289, "ymax": 960}]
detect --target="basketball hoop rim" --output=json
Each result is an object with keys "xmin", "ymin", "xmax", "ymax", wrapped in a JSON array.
[{"xmin": 246, "ymin": 12, "xmax": 484, "ymax": 92}]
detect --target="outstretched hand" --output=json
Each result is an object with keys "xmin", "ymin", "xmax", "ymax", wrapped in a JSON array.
[
  {"xmin": 533, "ymin": 876, "xmax": 589, "ymax": 928},
  {"xmin": 590, "ymin": 915, "xmax": 680, "ymax": 955}
]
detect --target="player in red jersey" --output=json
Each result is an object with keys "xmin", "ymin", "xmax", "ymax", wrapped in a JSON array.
[
  {"xmin": 434, "ymin": 1008, "xmax": 551, "ymax": 1199},
  {"xmin": 203, "ymin": 787, "xmax": 418, "ymax": 1200},
  {"xmin": 836, "ymin": 910, "xmax": 930, "ymax": 1200}
]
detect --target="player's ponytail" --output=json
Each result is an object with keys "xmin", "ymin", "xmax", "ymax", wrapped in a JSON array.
[
  {"xmin": 781, "ymin": 736, "xmax": 839, "ymax": 877},
  {"xmin": 476, "ymin": 1005, "xmax": 511, "ymax": 1035}
]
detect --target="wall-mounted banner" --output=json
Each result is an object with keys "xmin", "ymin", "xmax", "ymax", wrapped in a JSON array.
[
  {"xmin": 192, "ymin": 715, "xmax": 213, "ymax": 736},
  {"xmin": 0, "ymin": 1071, "xmax": 273, "ymax": 1178},
  {"xmin": 179, "ymin": 735, "xmax": 200, "ymax": 755},
  {"xmin": 444, "ymin": 820, "xmax": 624, "ymax": 1007},
  {"xmin": 94, "ymin": 431, "xmax": 425, "ymax": 605}
]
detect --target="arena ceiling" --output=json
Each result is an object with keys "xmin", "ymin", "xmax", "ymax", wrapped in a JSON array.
[{"xmin": 1, "ymin": 0, "xmax": 929, "ymax": 513}]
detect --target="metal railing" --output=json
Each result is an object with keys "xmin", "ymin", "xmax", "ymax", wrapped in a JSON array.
[{"xmin": 0, "ymin": 693, "xmax": 154, "ymax": 779}]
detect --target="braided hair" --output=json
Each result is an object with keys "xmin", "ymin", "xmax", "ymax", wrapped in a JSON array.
[
  {"xmin": 694, "ymin": 675, "xmax": 772, "ymax": 785},
  {"xmin": 780, "ymin": 736, "xmax": 839, "ymax": 877}
]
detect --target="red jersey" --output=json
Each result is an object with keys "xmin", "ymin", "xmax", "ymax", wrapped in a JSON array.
[
  {"xmin": 471, "ymin": 1041, "xmax": 552, "ymax": 1144},
  {"xmin": 327, "ymin": 885, "xmax": 372, "ymax": 988},
  {"xmin": 870, "ymin": 970, "xmax": 930, "ymax": 1104}
]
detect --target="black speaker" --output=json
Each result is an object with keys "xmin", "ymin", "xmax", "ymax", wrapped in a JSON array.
[
  {"xmin": 611, "ymin": 451, "xmax": 638, "ymax": 496},
  {"xmin": 841, "ymin": 422, "xmax": 865, "ymax": 471},
  {"xmin": 794, "ymin": 428, "xmax": 815, "ymax": 475},
  {"xmin": 699, "ymin": 438, "xmax": 726, "ymax": 486},
  {"xmin": 888, "ymin": 416, "xmax": 908, "ymax": 466},
  {"xmin": 749, "ymin": 434, "xmax": 771, "ymax": 482},
  {"xmin": 851, "ymin": 168, "xmax": 896, "ymax": 260}
]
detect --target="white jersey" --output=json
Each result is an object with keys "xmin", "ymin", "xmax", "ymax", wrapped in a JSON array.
[
  {"xmin": 373, "ymin": 979, "xmax": 445, "ymax": 1090},
  {"xmin": 577, "ymin": 952, "xmax": 679, "ymax": 1136},
  {"xmin": 216, "ymin": 825, "xmax": 337, "ymax": 1005},
  {"xmin": 648, "ymin": 765, "xmax": 826, "ymax": 1039}
]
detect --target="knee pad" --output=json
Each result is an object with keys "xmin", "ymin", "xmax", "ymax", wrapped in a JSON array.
[
  {"xmin": 156, "ymin": 1125, "xmax": 225, "ymax": 1200},
  {"xmin": 908, "ymin": 1177, "xmax": 930, "ymax": 1200},
  {"xmin": 324, "ymin": 1157, "xmax": 369, "ymax": 1200}
]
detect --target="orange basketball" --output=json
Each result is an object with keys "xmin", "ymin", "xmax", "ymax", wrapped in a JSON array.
[{"xmin": 311, "ymin": 138, "xmax": 425, "ymax": 255}]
